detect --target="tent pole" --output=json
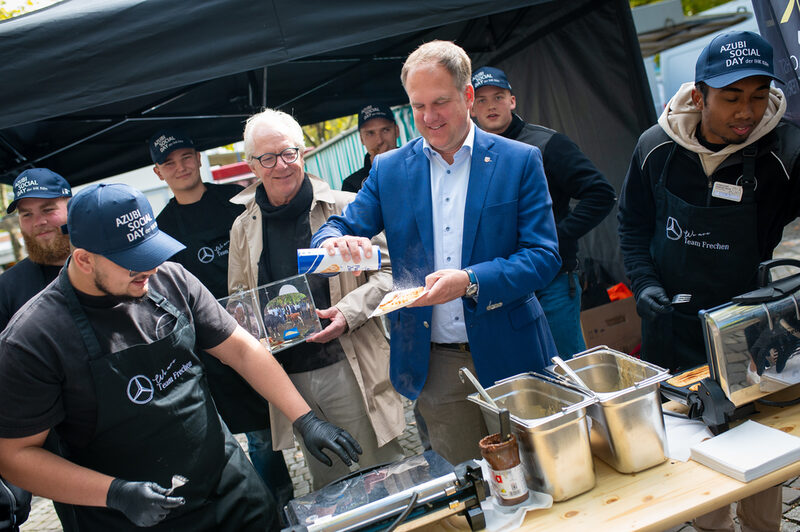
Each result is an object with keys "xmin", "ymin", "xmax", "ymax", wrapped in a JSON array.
[{"xmin": 263, "ymin": 67, "xmax": 268, "ymax": 109}]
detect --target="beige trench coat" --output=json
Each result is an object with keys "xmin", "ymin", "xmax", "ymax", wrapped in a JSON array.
[{"xmin": 227, "ymin": 174, "xmax": 405, "ymax": 450}]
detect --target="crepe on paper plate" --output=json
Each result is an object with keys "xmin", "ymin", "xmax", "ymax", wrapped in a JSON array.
[{"xmin": 370, "ymin": 286, "xmax": 427, "ymax": 318}]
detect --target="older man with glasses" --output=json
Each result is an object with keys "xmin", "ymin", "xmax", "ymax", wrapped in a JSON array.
[{"xmin": 227, "ymin": 109, "xmax": 406, "ymax": 491}]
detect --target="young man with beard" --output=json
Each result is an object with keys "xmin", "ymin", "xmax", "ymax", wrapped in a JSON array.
[
  {"xmin": 0, "ymin": 169, "xmax": 72, "ymax": 330},
  {"xmin": 0, "ymin": 183, "xmax": 360, "ymax": 531},
  {"xmin": 0, "ymin": 170, "xmax": 78, "ymax": 531}
]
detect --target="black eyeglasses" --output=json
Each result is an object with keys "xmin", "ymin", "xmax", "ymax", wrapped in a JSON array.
[{"xmin": 250, "ymin": 147, "xmax": 301, "ymax": 169}]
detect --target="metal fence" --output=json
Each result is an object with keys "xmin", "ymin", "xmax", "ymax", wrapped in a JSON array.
[{"xmin": 304, "ymin": 105, "xmax": 419, "ymax": 190}]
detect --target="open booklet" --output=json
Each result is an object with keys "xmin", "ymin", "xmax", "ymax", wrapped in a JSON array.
[{"xmin": 219, "ymin": 274, "xmax": 322, "ymax": 354}]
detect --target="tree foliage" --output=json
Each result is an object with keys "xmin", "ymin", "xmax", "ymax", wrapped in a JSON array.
[
  {"xmin": 0, "ymin": 0, "xmax": 57, "ymax": 20},
  {"xmin": 302, "ymin": 114, "xmax": 358, "ymax": 148}
]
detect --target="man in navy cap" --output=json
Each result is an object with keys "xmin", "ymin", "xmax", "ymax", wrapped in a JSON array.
[
  {"xmin": 149, "ymin": 128, "xmax": 293, "ymax": 516},
  {"xmin": 0, "ymin": 168, "xmax": 77, "ymax": 530},
  {"xmin": 0, "ymin": 183, "xmax": 361, "ymax": 531},
  {"xmin": 0, "ymin": 168, "xmax": 72, "ymax": 329},
  {"xmin": 619, "ymin": 30, "xmax": 800, "ymax": 531},
  {"xmin": 470, "ymin": 66, "xmax": 616, "ymax": 358},
  {"xmin": 341, "ymin": 104, "xmax": 400, "ymax": 193}
]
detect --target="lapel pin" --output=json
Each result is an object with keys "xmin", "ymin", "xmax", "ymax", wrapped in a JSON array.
[{"xmin": 484, "ymin": 156, "xmax": 491, "ymax": 163}]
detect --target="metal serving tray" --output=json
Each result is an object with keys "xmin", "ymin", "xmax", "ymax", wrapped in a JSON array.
[
  {"xmin": 468, "ymin": 373, "xmax": 597, "ymax": 501},
  {"xmin": 547, "ymin": 346, "xmax": 670, "ymax": 473}
]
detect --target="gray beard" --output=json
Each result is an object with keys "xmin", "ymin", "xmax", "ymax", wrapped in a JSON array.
[{"xmin": 22, "ymin": 231, "xmax": 71, "ymax": 265}]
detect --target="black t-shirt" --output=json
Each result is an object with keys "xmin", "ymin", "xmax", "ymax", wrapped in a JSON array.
[
  {"xmin": 156, "ymin": 183, "xmax": 245, "ymax": 299},
  {"xmin": 0, "ymin": 258, "xmax": 62, "ymax": 330},
  {"xmin": 0, "ymin": 262, "xmax": 236, "ymax": 447}
]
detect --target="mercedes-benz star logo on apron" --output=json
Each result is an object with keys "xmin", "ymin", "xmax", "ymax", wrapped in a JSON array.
[
  {"xmin": 666, "ymin": 216, "xmax": 682, "ymax": 241},
  {"xmin": 197, "ymin": 246, "xmax": 215, "ymax": 264},
  {"xmin": 127, "ymin": 375, "xmax": 155, "ymax": 404}
]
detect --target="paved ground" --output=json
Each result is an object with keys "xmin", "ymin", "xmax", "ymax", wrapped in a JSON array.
[{"xmin": 20, "ymin": 219, "xmax": 800, "ymax": 531}]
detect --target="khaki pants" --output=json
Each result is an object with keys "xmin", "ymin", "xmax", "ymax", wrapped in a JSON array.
[
  {"xmin": 415, "ymin": 345, "xmax": 488, "ymax": 465},
  {"xmin": 290, "ymin": 359, "xmax": 405, "ymax": 490},
  {"xmin": 693, "ymin": 486, "xmax": 782, "ymax": 532}
]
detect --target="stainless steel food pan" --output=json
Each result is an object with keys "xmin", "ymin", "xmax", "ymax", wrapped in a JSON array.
[
  {"xmin": 467, "ymin": 373, "xmax": 597, "ymax": 501},
  {"xmin": 548, "ymin": 346, "xmax": 670, "ymax": 473}
]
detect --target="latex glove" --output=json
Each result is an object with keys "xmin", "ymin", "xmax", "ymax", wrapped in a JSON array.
[
  {"xmin": 635, "ymin": 285, "xmax": 672, "ymax": 320},
  {"xmin": 293, "ymin": 411, "xmax": 362, "ymax": 467},
  {"xmin": 106, "ymin": 478, "xmax": 185, "ymax": 527},
  {"xmin": 751, "ymin": 327, "xmax": 796, "ymax": 375}
]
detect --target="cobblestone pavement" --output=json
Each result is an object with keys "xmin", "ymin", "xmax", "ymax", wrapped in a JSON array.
[{"xmin": 20, "ymin": 220, "xmax": 800, "ymax": 531}]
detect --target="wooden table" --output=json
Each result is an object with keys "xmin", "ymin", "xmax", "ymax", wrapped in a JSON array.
[{"xmin": 414, "ymin": 386, "xmax": 800, "ymax": 532}]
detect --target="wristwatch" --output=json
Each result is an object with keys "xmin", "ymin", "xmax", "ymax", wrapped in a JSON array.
[{"xmin": 464, "ymin": 269, "xmax": 479, "ymax": 299}]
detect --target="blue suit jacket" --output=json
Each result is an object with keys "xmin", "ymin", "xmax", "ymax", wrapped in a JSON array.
[{"xmin": 312, "ymin": 127, "xmax": 561, "ymax": 398}]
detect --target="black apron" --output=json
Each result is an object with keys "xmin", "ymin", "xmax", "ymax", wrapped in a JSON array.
[
  {"xmin": 56, "ymin": 270, "xmax": 275, "ymax": 531},
  {"xmin": 643, "ymin": 145, "xmax": 761, "ymax": 371},
  {"xmin": 171, "ymin": 192, "xmax": 269, "ymax": 433},
  {"xmin": 170, "ymin": 189, "xmax": 236, "ymax": 300}
]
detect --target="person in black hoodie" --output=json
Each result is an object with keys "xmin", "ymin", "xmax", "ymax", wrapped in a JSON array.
[
  {"xmin": 618, "ymin": 30, "xmax": 800, "ymax": 532},
  {"xmin": 470, "ymin": 66, "xmax": 616, "ymax": 357}
]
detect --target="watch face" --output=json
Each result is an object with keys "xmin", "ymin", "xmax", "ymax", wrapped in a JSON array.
[{"xmin": 466, "ymin": 284, "xmax": 478, "ymax": 297}]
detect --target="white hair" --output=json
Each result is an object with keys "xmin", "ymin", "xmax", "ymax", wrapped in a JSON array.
[{"xmin": 243, "ymin": 108, "xmax": 305, "ymax": 159}]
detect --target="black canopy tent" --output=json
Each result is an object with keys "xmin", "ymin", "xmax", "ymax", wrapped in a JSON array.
[{"xmin": 0, "ymin": 0, "xmax": 656, "ymax": 284}]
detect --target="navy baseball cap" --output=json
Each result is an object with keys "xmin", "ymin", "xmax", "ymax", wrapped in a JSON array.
[
  {"xmin": 358, "ymin": 104, "xmax": 396, "ymax": 129},
  {"xmin": 8, "ymin": 168, "xmax": 72, "ymax": 214},
  {"xmin": 64, "ymin": 183, "xmax": 185, "ymax": 271},
  {"xmin": 471, "ymin": 67, "xmax": 512, "ymax": 91},
  {"xmin": 148, "ymin": 129, "xmax": 195, "ymax": 164},
  {"xmin": 695, "ymin": 31, "xmax": 783, "ymax": 88}
]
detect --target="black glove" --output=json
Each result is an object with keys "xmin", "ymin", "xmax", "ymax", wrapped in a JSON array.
[
  {"xmin": 293, "ymin": 411, "xmax": 362, "ymax": 467},
  {"xmin": 636, "ymin": 285, "xmax": 672, "ymax": 320},
  {"xmin": 751, "ymin": 326, "xmax": 797, "ymax": 376},
  {"xmin": 106, "ymin": 478, "xmax": 185, "ymax": 527}
]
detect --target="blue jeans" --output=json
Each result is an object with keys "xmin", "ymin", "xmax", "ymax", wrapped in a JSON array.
[
  {"xmin": 245, "ymin": 429, "xmax": 293, "ymax": 517},
  {"xmin": 536, "ymin": 271, "xmax": 586, "ymax": 358}
]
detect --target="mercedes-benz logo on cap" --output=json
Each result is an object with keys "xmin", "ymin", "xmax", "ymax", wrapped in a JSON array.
[
  {"xmin": 666, "ymin": 217, "xmax": 682, "ymax": 241},
  {"xmin": 127, "ymin": 375, "xmax": 155, "ymax": 404},
  {"xmin": 197, "ymin": 246, "xmax": 215, "ymax": 264}
]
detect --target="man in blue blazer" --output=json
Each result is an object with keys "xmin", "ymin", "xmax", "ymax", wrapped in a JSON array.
[{"xmin": 312, "ymin": 40, "xmax": 561, "ymax": 464}]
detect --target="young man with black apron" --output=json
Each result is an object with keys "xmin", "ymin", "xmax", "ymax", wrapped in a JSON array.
[
  {"xmin": 150, "ymin": 129, "xmax": 293, "ymax": 512},
  {"xmin": 0, "ymin": 183, "xmax": 361, "ymax": 531},
  {"xmin": 619, "ymin": 31, "xmax": 800, "ymax": 532}
]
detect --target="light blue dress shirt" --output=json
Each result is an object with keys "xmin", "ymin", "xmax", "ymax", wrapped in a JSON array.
[{"xmin": 421, "ymin": 123, "xmax": 476, "ymax": 343}]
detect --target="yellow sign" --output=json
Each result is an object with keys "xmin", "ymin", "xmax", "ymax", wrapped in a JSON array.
[{"xmin": 781, "ymin": 0, "xmax": 800, "ymax": 24}]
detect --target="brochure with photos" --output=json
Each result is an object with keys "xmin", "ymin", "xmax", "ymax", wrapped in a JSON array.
[{"xmin": 219, "ymin": 274, "xmax": 322, "ymax": 354}]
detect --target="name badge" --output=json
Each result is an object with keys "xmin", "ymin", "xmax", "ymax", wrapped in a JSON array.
[{"xmin": 711, "ymin": 182, "xmax": 743, "ymax": 203}]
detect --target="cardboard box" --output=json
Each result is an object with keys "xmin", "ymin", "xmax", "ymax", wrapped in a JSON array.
[{"xmin": 580, "ymin": 297, "xmax": 642, "ymax": 355}]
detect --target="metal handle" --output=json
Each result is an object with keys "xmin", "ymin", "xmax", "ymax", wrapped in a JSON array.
[
  {"xmin": 757, "ymin": 258, "xmax": 800, "ymax": 287},
  {"xmin": 459, "ymin": 367, "xmax": 498, "ymax": 409},
  {"xmin": 552, "ymin": 355, "xmax": 592, "ymax": 391},
  {"xmin": 633, "ymin": 372, "xmax": 671, "ymax": 390}
]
